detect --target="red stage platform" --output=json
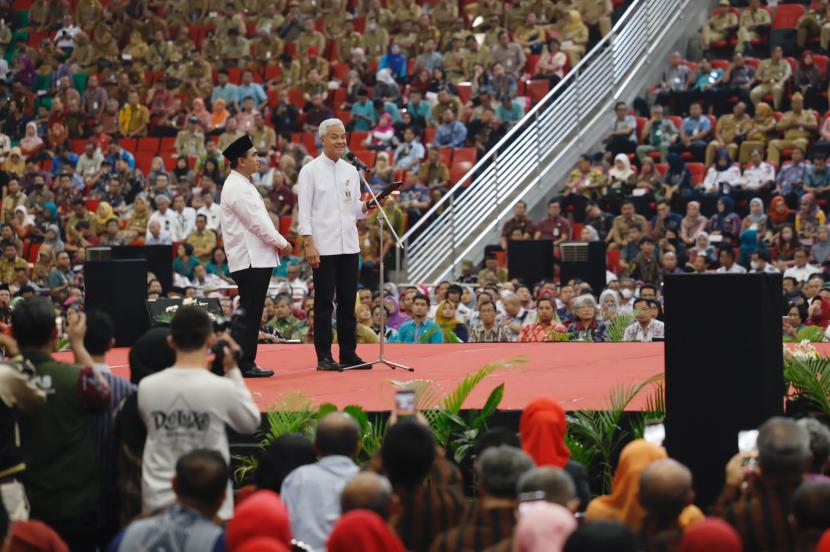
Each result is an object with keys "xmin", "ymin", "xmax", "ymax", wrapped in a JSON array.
[{"xmin": 91, "ymin": 343, "xmax": 670, "ymax": 412}]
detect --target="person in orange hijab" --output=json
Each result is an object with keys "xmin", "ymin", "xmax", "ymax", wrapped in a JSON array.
[
  {"xmin": 519, "ymin": 397, "xmax": 591, "ymax": 510},
  {"xmin": 585, "ymin": 440, "xmax": 704, "ymax": 531}
]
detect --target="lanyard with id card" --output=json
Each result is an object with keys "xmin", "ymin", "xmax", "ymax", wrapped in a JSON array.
[{"xmin": 344, "ymin": 178, "xmax": 353, "ymax": 203}]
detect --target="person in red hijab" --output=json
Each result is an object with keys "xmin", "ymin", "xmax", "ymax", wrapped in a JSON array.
[
  {"xmin": 327, "ymin": 510, "xmax": 405, "ymax": 552},
  {"xmin": 225, "ymin": 490, "xmax": 292, "ymax": 552},
  {"xmin": 519, "ymin": 397, "xmax": 591, "ymax": 510},
  {"xmin": 236, "ymin": 537, "xmax": 290, "ymax": 552},
  {"xmin": 806, "ymin": 297, "xmax": 830, "ymax": 329},
  {"xmin": 679, "ymin": 519, "xmax": 742, "ymax": 552},
  {"xmin": 818, "ymin": 529, "xmax": 830, "ymax": 552}
]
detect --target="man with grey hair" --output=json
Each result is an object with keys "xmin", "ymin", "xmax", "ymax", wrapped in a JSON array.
[
  {"xmin": 430, "ymin": 446, "xmax": 534, "ymax": 551},
  {"xmin": 713, "ymin": 416, "xmax": 810, "ymax": 551},
  {"xmin": 297, "ymin": 118, "xmax": 384, "ymax": 371},
  {"xmin": 517, "ymin": 467, "xmax": 579, "ymax": 512},
  {"xmin": 798, "ymin": 418, "xmax": 830, "ymax": 480},
  {"xmin": 340, "ymin": 472, "xmax": 397, "ymax": 521},
  {"xmin": 637, "ymin": 459, "xmax": 696, "ymax": 551}
]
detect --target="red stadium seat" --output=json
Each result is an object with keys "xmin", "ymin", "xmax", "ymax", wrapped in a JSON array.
[
  {"xmin": 439, "ymin": 147, "xmax": 452, "ymax": 166},
  {"xmin": 288, "ymin": 88, "xmax": 304, "ymax": 107},
  {"xmin": 159, "ymin": 137, "xmax": 176, "ymax": 154},
  {"xmin": 452, "ymin": 147, "xmax": 476, "ymax": 164},
  {"xmin": 815, "ymin": 54, "xmax": 829, "ymax": 79},
  {"xmin": 331, "ymin": 63, "xmax": 350, "ymax": 83},
  {"xmin": 606, "ymin": 249, "xmax": 621, "ymax": 273},
  {"xmin": 136, "ymin": 137, "xmax": 160, "ymax": 154},
  {"xmin": 526, "ymin": 54, "xmax": 541, "ymax": 76},
  {"xmin": 267, "ymin": 89, "xmax": 281, "ymax": 109},
  {"xmin": 302, "ymin": 133, "xmax": 318, "ymax": 156},
  {"xmin": 655, "ymin": 163, "xmax": 668, "ymax": 176},
  {"xmin": 279, "ymin": 215, "xmax": 293, "ymax": 236},
  {"xmin": 228, "ymin": 67, "xmax": 242, "ymax": 85},
  {"xmin": 688, "ymin": 163, "xmax": 706, "ymax": 186},
  {"xmin": 456, "ymin": 82, "xmax": 473, "ymax": 105},
  {"xmin": 772, "ymin": 3, "xmax": 805, "ymax": 29},
  {"xmin": 349, "ymin": 131, "xmax": 369, "ymax": 150},
  {"xmin": 86, "ymin": 198, "xmax": 100, "ymax": 213},
  {"xmin": 450, "ymin": 161, "xmax": 474, "ymax": 184},
  {"xmin": 135, "ymin": 152, "xmax": 154, "ymax": 175},
  {"xmin": 635, "ymin": 117, "xmax": 648, "ymax": 143},
  {"xmin": 422, "ymin": 127, "xmax": 436, "ymax": 144},
  {"xmin": 70, "ymin": 139, "xmax": 86, "ymax": 155},
  {"xmin": 264, "ymin": 65, "xmax": 282, "ymax": 81}
]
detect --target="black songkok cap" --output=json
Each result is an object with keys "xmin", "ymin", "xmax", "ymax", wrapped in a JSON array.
[{"xmin": 222, "ymin": 135, "xmax": 254, "ymax": 163}]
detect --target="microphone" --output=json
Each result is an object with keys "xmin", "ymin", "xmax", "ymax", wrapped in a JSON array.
[{"xmin": 345, "ymin": 151, "xmax": 372, "ymax": 172}]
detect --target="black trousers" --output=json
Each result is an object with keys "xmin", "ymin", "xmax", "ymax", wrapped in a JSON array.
[
  {"xmin": 313, "ymin": 253, "xmax": 359, "ymax": 362},
  {"xmin": 230, "ymin": 266, "xmax": 272, "ymax": 369}
]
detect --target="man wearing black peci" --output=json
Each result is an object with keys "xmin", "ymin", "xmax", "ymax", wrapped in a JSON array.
[
  {"xmin": 220, "ymin": 135, "xmax": 292, "ymax": 378},
  {"xmin": 298, "ymin": 118, "xmax": 385, "ymax": 371}
]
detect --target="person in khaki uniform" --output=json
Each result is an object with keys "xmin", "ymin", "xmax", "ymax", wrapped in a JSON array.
[
  {"xmin": 431, "ymin": 89, "xmax": 463, "ymax": 122},
  {"xmin": 187, "ymin": 215, "xmax": 217, "ymax": 264},
  {"xmin": 514, "ymin": 12, "xmax": 547, "ymax": 55},
  {"xmin": 462, "ymin": 35, "xmax": 490, "ymax": 80},
  {"xmin": 322, "ymin": 0, "xmax": 347, "ymax": 40},
  {"xmin": 738, "ymin": 102, "xmax": 776, "ymax": 164},
  {"xmin": 250, "ymin": 114, "xmax": 277, "ymax": 154},
  {"xmin": 705, "ymin": 102, "xmax": 753, "ymax": 167},
  {"xmin": 819, "ymin": 4, "xmax": 830, "ymax": 49},
  {"xmin": 505, "ymin": 0, "xmax": 528, "ymax": 32},
  {"xmin": 735, "ymin": 0, "xmax": 771, "ymax": 53},
  {"xmin": 335, "ymin": 20, "xmax": 363, "ymax": 63},
  {"xmin": 217, "ymin": 117, "xmax": 244, "ymax": 152},
  {"xmin": 576, "ymin": 0, "xmax": 612, "ymax": 37},
  {"xmin": 252, "ymin": 30, "xmax": 284, "ymax": 67},
  {"xmin": 767, "ymin": 93, "xmax": 817, "ymax": 166},
  {"xmin": 797, "ymin": 0, "xmax": 828, "ymax": 49},
  {"xmin": 484, "ymin": 15, "xmax": 508, "ymax": 46},
  {"xmin": 394, "ymin": 0, "xmax": 421, "ymax": 25},
  {"xmin": 431, "ymin": 0, "xmax": 458, "ymax": 33},
  {"xmin": 219, "ymin": 28, "xmax": 251, "ymax": 70},
  {"xmin": 702, "ymin": 0, "xmax": 738, "ymax": 50},
  {"xmin": 439, "ymin": 17, "xmax": 468, "ymax": 51},
  {"xmin": 749, "ymin": 46, "xmax": 791, "ymax": 111},
  {"xmin": 175, "ymin": 117, "xmax": 208, "ymax": 157},
  {"xmin": 146, "ymin": 30, "xmax": 177, "ymax": 71},
  {"xmin": 443, "ymin": 37, "xmax": 466, "ymax": 83},
  {"xmin": 361, "ymin": 17, "xmax": 390, "ymax": 62},
  {"xmin": 297, "ymin": 18, "xmax": 326, "ymax": 56},
  {"xmin": 415, "ymin": 14, "xmax": 441, "ymax": 50},
  {"xmin": 393, "ymin": 20, "xmax": 419, "ymax": 57}
]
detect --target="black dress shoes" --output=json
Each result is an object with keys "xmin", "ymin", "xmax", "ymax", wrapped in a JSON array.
[
  {"xmin": 340, "ymin": 356, "xmax": 372, "ymax": 370},
  {"xmin": 316, "ymin": 358, "xmax": 342, "ymax": 372},
  {"xmin": 241, "ymin": 365, "xmax": 275, "ymax": 378}
]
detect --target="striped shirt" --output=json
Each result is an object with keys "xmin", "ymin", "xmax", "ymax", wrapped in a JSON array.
[
  {"xmin": 429, "ymin": 503, "xmax": 517, "ymax": 552},
  {"xmin": 711, "ymin": 475, "xmax": 802, "ymax": 552}
]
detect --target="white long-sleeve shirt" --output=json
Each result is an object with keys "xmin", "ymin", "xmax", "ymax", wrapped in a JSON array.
[
  {"xmin": 148, "ymin": 208, "xmax": 180, "ymax": 241},
  {"xmin": 741, "ymin": 162, "xmax": 776, "ymax": 190},
  {"xmin": 700, "ymin": 165, "xmax": 743, "ymax": 194},
  {"xmin": 297, "ymin": 154, "xmax": 367, "ymax": 256},
  {"xmin": 138, "ymin": 366, "xmax": 260, "ymax": 520},
  {"xmin": 219, "ymin": 169, "xmax": 289, "ymax": 272},
  {"xmin": 172, "ymin": 206, "xmax": 197, "ymax": 241},
  {"xmin": 198, "ymin": 202, "xmax": 222, "ymax": 232}
]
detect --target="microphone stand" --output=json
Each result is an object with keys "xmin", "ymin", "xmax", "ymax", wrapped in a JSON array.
[{"xmin": 341, "ymin": 167, "xmax": 414, "ymax": 372}]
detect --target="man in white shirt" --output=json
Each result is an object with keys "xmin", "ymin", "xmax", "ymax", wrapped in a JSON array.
[
  {"xmin": 622, "ymin": 298, "xmax": 665, "ymax": 342},
  {"xmin": 138, "ymin": 306, "xmax": 260, "ymax": 521},
  {"xmin": 197, "ymin": 190, "xmax": 221, "ymax": 233},
  {"xmin": 281, "ymin": 412, "xmax": 360, "ymax": 551},
  {"xmin": 298, "ymin": 119, "xmax": 383, "ymax": 371},
  {"xmin": 145, "ymin": 220, "xmax": 173, "ymax": 245},
  {"xmin": 148, "ymin": 195, "xmax": 179, "ymax": 241},
  {"xmin": 171, "ymin": 195, "xmax": 197, "ymax": 241},
  {"xmin": 740, "ymin": 148, "xmax": 776, "ymax": 194},
  {"xmin": 715, "ymin": 248, "xmax": 747, "ymax": 273},
  {"xmin": 220, "ymin": 135, "xmax": 291, "ymax": 377},
  {"xmin": 54, "ymin": 14, "xmax": 81, "ymax": 51},
  {"xmin": 784, "ymin": 247, "xmax": 822, "ymax": 283},
  {"xmin": 749, "ymin": 250, "xmax": 780, "ymax": 273}
]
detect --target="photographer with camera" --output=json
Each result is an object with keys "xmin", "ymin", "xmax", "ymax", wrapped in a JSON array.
[{"xmin": 138, "ymin": 305, "xmax": 260, "ymax": 522}]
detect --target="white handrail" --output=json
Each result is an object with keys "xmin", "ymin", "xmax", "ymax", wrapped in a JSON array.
[{"xmin": 398, "ymin": 0, "xmax": 691, "ymax": 284}]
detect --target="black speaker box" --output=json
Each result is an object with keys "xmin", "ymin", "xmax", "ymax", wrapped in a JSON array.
[
  {"xmin": 508, "ymin": 240, "xmax": 553, "ymax": 286},
  {"xmin": 663, "ymin": 273, "xmax": 783, "ymax": 508},
  {"xmin": 85, "ymin": 259, "xmax": 150, "ymax": 346},
  {"xmin": 559, "ymin": 241, "xmax": 607, "ymax": 294},
  {"xmin": 111, "ymin": 245, "xmax": 173, "ymax": 295}
]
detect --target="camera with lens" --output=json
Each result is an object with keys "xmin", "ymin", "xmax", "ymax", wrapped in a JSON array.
[{"xmin": 210, "ymin": 308, "xmax": 246, "ymax": 376}]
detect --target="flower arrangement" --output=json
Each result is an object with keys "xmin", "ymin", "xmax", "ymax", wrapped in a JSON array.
[{"xmin": 153, "ymin": 297, "xmax": 217, "ymax": 326}]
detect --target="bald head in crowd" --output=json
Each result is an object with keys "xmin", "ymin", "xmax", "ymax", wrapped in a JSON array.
[
  {"xmin": 340, "ymin": 472, "xmax": 396, "ymax": 520},
  {"xmin": 517, "ymin": 467, "xmax": 578, "ymax": 512},
  {"xmin": 314, "ymin": 412, "xmax": 360, "ymax": 458},
  {"xmin": 638, "ymin": 459, "xmax": 695, "ymax": 522}
]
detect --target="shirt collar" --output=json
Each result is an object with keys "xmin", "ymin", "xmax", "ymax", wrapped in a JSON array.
[
  {"xmin": 231, "ymin": 169, "xmax": 252, "ymax": 185},
  {"xmin": 320, "ymin": 153, "xmax": 339, "ymax": 168}
]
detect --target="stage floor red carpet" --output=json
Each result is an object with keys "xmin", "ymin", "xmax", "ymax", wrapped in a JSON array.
[{"xmin": 89, "ymin": 343, "xmax": 674, "ymax": 412}]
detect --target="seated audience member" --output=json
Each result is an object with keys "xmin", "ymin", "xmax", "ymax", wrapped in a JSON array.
[
  {"xmin": 500, "ymin": 201, "xmax": 534, "ymax": 250},
  {"xmin": 501, "ymin": 293, "xmax": 536, "ymax": 339},
  {"xmin": 281, "ymin": 412, "xmax": 360, "ymax": 551},
  {"xmin": 376, "ymin": 418, "xmax": 465, "ymax": 552},
  {"xmin": 15, "ymin": 298, "xmax": 110, "ymax": 550},
  {"xmin": 339, "ymin": 472, "xmax": 395, "ymax": 519},
  {"xmin": 750, "ymin": 250, "xmax": 779, "ymax": 274},
  {"xmin": 712, "ymin": 417, "xmax": 811, "ymax": 551},
  {"xmin": 433, "ymin": 110, "xmax": 467, "ymax": 148},
  {"xmin": 392, "ymin": 293, "xmax": 444, "ymax": 343},
  {"xmin": 705, "ymin": 102, "xmax": 751, "ymax": 167},
  {"xmin": 607, "ymin": 201, "xmax": 648, "ymax": 250},
  {"xmin": 110, "ymin": 449, "xmax": 229, "ymax": 551},
  {"xmin": 518, "ymin": 297, "xmax": 567, "ymax": 342},
  {"xmin": 767, "ymin": 92, "xmax": 816, "ymax": 165},
  {"xmin": 470, "ymin": 300, "xmax": 512, "ymax": 343},
  {"xmin": 791, "ymin": 480, "xmax": 830, "ymax": 550},
  {"xmin": 430, "ymin": 445, "xmax": 534, "ymax": 552},
  {"xmin": 520, "ymin": 398, "xmax": 592, "ymax": 510},
  {"xmin": 328, "ymin": 510, "xmax": 406, "ymax": 552},
  {"xmin": 701, "ymin": 1, "xmax": 738, "ymax": 51},
  {"xmin": 512, "ymin": 502, "xmax": 578, "ymax": 552},
  {"xmin": 707, "ymin": 197, "xmax": 742, "ymax": 247},
  {"xmin": 563, "ymin": 520, "xmax": 639, "ymax": 552},
  {"xmin": 623, "ymin": 298, "xmax": 665, "ymax": 342},
  {"xmin": 637, "ymin": 459, "xmax": 697, "ymax": 552},
  {"xmin": 750, "ymin": 46, "xmax": 791, "ymax": 112},
  {"xmin": 738, "ymin": 150, "xmax": 775, "ymax": 202},
  {"xmin": 534, "ymin": 199, "xmax": 572, "ymax": 245},
  {"xmin": 637, "ymin": 104, "xmax": 678, "ymax": 164},
  {"xmin": 784, "ymin": 247, "xmax": 822, "ymax": 282},
  {"xmin": 677, "ymin": 518, "xmax": 742, "ymax": 552},
  {"xmin": 434, "ymin": 299, "xmax": 469, "ymax": 343},
  {"xmin": 797, "ymin": 193, "xmax": 826, "ymax": 239},
  {"xmin": 225, "ymin": 490, "xmax": 293, "ymax": 551},
  {"xmin": 668, "ymin": 103, "xmax": 711, "ymax": 163},
  {"xmin": 605, "ymin": 101, "xmax": 637, "ymax": 160},
  {"xmin": 716, "ymin": 247, "xmax": 747, "ymax": 273},
  {"xmin": 586, "ymin": 440, "xmax": 704, "ymax": 531},
  {"xmin": 623, "ymin": 237, "xmax": 661, "ymax": 286},
  {"xmin": 797, "ymin": 418, "xmax": 830, "ymax": 482},
  {"xmin": 567, "ymin": 295, "xmax": 607, "ymax": 342},
  {"xmin": 478, "ymin": 254, "xmax": 509, "ymax": 284},
  {"xmin": 138, "ymin": 307, "xmax": 260, "ymax": 521}
]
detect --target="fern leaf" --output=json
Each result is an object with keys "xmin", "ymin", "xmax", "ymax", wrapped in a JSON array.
[{"xmin": 603, "ymin": 313, "xmax": 636, "ymax": 342}]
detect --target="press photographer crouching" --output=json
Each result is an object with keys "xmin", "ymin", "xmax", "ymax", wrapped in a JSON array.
[{"xmin": 137, "ymin": 305, "xmax": 261, "ymax": 522}]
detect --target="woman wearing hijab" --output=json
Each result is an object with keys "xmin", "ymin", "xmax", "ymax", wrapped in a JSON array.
[
  {"xmin": 796, "ymin": 50, "xmax": 824, "ymax": 112},
  {"xmin": 739, "ymin": 102, "xmax": 776, "ymax": 164},
  {"xmin": 599, "ymin": 289, "xmax": 621, "ymax": 322},
  {"xmin": 514, "ymin": 502, "xmax": 578, "ymax": 552},
  {"xmin": 172, "ymin": 155, "xmax": 195, "ymax": 187},
  {"xmin": 3, "ymin": 147, "xmax": 25, "ymax": 178},
  {"xmin": 125, "ymin": 194, "xmax": 150, "ymax": 241},
  {"xmin": 679, "ymin": 201, "xmax": 707, "ymax": 248},
  {"xmin": 661, "ymin": 154, "xmax": 692, "ymax": 211},
  {"xmin": 519, "ymin": 397, "xmax": 592, "ymax": 510},
  {"xmin": 379, "ymin": 44, "xmax": 407, "ymax": 82},
  {"xmin": 768, "ymin": 195, "xmax": 795, "ymax": 235},
  {"xmin": 226, "ymin": 490, "xmax": 293, "ymax": 552},
  {"xmin": 362, "ymin": 113, "xmax": 396, "ymax": 151},
  {"xmin": 35, "ymin": 202, "xmax": 60, "ymax": 240},
  {"xmin": 700, "ymin": 149, "xmax": 741, "ymax": 214},
  {"xmin": 190, "ymin": 98, "xmax": 211, "ymax": 131},
  {"xmin": 635, "ymin": 157, "xmax": 661, "ymax": 198},
  {"xmin": 775, "ymin": 224, "xmax": 801, "ymax": 269},
  {"xmin": 679, "ymin": 518, "xmax": 742, "ymax": 552},
  {"xmin": 606, "ymin": 153, "xmax": 634, "ymax": 212},
  {"xmin": 12, "ymin": 206, "xmax": 35, "ymax": 239},
  {"xmin": 19, "ymin": 122, "xmax": 44, "ymax": 159},
  {"xmin": 34, "ymin": 244, "xmax": 54, "ymax": 277},
  {"xmin": 382, "ymin": 295, "xmax": 410, "ymax": 330},
  {"xmin": 327, "ymin": 510, "xmax": 406, "ymax": 552},
  {"xmin": 742, "ymin": 197, "xmax": 768, "ymax": 238},
  {"xmin": 738, "ymin": 228, "xmax": 764, "ymax": 268},
  {"xmin": 210, "ymin": 98, "xmax": 230, "ymax": 132},
  {"xmin": 374, "ymin": 68, "xmax": 401, "ymax": 104},
  {"xmin": 42, "ymin": 224, "xmax": 65, "ymax": 254},
  {"xmin": 586, "ymin": 440, "xmax": 704, "ymax": 531},
  {"xmin": 796, "ymin": 192, "xmax": 826, "ymax": 239},
  {"xmin": 705, "ymin": 196, "xmax": 741, "ymax": 247},
  {"xmin": 91, "ymin": 201, "xmax": 117, "ymax": 236},
  {"xmin": 561, "ymin": 10, "xmax": 589, "ymax": 65},
  {"xmin": 813, "ymin": 226, "xmax": 830, "ymax": 264},
  {"xmin": 146, "ymin": 157, "xmax": 169, "ymax": 188},
  {"xmin": 689, "ymin": 231, "xmax": 717, "ymax": 267},
  {"xmin": 435, "ymin": 300, "xmax": 469, "ymax": 342}
]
